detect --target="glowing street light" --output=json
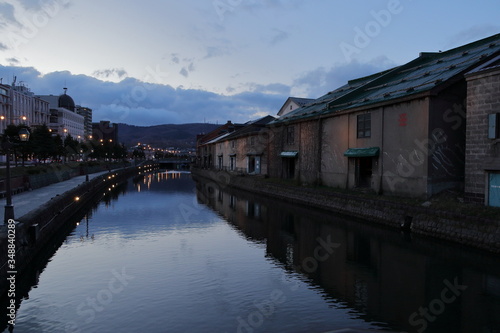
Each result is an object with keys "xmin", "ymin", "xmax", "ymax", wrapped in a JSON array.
[{"xmin": 3, "ymin": 127, "xmax": 30, "ymax": 223}]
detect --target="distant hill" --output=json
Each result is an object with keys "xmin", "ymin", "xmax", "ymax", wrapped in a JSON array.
[{"xmin": 117, "ymin": 123, "xmax": 220, "ymax": 148}]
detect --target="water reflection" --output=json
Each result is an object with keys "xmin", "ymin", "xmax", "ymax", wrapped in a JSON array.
[
  {"xmin": 195, "ymin": 176, "xmax": 500, "ymax": 333},
  {"xmin": 0, "ymin": 177, "xmax": 128, "ymax": 333},
  {"xmin": 1, "ymin": 171, "xmax": 229, "ymax": 333},
  {"xmin": 3, "ymin": 171, "xmax": 499, "ymax": 333}
]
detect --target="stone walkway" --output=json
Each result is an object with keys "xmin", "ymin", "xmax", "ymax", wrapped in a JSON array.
[{"xmin": 0, "ymin": 171, "xmax": 111, "ymax": 221}]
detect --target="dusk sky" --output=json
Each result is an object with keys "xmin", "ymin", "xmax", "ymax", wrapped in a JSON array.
[{"xmin": 0, "ymin": 0, "xmax": 498, "ymax": 126}]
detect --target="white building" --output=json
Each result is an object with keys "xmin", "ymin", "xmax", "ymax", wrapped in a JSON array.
[
  {"xmin": 38, "ymin": 89, "xmax": 85, "ymax": 141},
  {"xmin": 76, "ymin": 105, "xmax": 92, "ymax": 139},
  {"xmin": 0, "ymin": 84, "xmax": 9, "ymax": 134},
  {"xmin": 277, "ymin": 97, "xmax": 314, "ymax": 117},
  {"xmin": 0, "ymin": 81, "xmax": 50, "ymax": 135}
]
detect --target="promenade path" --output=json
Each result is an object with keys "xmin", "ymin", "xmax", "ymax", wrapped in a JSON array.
[{"xmin": 0, "ymin": 170, "xmax": 112, "ymax": 221}]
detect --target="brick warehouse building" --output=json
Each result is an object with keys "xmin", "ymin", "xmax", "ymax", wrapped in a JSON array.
[
  {"xmin": 465, "ymin": 55, "xmax": 500, "ymax": 206},
  {"xmin": 195, "ymin": 34, "xmax": 500, "ymax": 203},
  {"xmin": 268, "ymin": 34, "xmax": 500, "ymax": 199}
]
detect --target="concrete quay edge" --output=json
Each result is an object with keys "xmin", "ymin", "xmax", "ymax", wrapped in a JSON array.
[{"xmin": 192, "ymin": 168, "xmax": 500, "ymax": 255}]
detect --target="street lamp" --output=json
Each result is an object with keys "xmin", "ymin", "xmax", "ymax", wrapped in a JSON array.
[
  {"xmin": 3, "ymin": 127, "xmax": 30, "ymax": 223},
  {"xmin": 18, "ymin": 128, "xmax": 29, "ymax": 141}
]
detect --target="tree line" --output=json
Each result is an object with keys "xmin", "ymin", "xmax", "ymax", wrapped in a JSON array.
[{"xmin": 2, "ymin": 124, "xmax": 128, "ymax": 165}]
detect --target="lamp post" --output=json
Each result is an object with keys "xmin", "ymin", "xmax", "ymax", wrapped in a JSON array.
[{"xmin": 3, "ymin": 127, "xmax": 30, "ymax": 223}]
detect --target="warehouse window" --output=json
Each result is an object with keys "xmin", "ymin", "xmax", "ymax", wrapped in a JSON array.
[
  {"xmin": 357, "ymin": 113, "xmax": 371, "ymax": 138},
  {"xmin": 488, "ymin": 113, "xmax": 500, "ymax": 139}
]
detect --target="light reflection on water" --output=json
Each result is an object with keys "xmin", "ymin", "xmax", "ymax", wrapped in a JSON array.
[
  {"xmin": 4, "ymin": 170, "xmax": 499, "ymax": 333},
  {"xmin": 5, "ymin": 171, "xmax": 381, "ymax": 333}
]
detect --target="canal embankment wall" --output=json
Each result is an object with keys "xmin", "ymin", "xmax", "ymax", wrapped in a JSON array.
[
  {"xmin": 192, "ymin": 168, "xmax": 500, "ymax": 254},
  {"xmin": 0, "ymin": 163, "xmax": 158, "ymax": 296}
]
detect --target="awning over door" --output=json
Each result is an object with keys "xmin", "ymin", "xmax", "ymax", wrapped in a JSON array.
[
  {"xmin": 280, "ymin": 151, "xmax": 298, "ymax": 158},
  {"xmin": 343, "ymin": 147, "xmax": 380, "ymax": 157}
]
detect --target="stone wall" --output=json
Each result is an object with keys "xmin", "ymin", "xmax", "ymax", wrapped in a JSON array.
[{"xmin": 193, "ymin": 168, "xmax": 500, "ymax": 254}]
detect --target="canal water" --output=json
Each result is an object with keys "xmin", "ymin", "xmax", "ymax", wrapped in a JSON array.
[{"xmin": 2, "ymin": 171, "xmax": 499, "ymax": 333}]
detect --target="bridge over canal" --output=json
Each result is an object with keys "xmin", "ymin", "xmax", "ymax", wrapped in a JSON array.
[{"xmin": 158, "ymin": 158, "xmax": 191, "ymax": 170}]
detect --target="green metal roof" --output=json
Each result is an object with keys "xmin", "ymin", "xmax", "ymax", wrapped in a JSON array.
[
  {"xmin": 273, "ymin": 33, "xmax": 500, "ymax": 124},
  {"xmin": 271, "ymin": 69, "xmax": 390, "ymax": 124},
  {"xmin": 343, "ymin": 147, "xmax": 380, "ymax": 157}
]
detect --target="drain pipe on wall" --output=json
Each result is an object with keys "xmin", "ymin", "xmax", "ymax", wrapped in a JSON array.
[
  {"xmin": 378, "ymin": 106, "xmax": 385, "ymax": 195},
  {"xmin": 345, "ymin": 113, "xmax": 350, "ymax": 189}
]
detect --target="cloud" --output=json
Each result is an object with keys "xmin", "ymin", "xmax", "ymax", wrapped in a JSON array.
[
  {"xmin": 269, "ymin": 29, "xmax": 289, "ymax": 46},
  {"xmin": 179, "ymin": 67, "xmax": 189, "ymax": 78},
  {"xmin": 92, "ymin": 68, "xmax": 128, "ymax": 80},
  {"xmin": 18, "ymin": 0, "xmax": 51, "ymax": 12},
  {"xmin": 0, "ymin": 2, "xmax": 18, "ymax": 27},
  {"xmin": 293, "ymin": 57, "xmax": 398, "ymax": 97},
  {"xmin": 171, "ymin": 55, "xmax": 196, "ymax": 78},
  {"xmin": 245, "ymin": 82, "xmax": 290, "ymax": 95},
  {"xmin": 241, "ymin": 0, "xmax": 303, "ymax": 12},
  {"xmin": 204, "ymin": 45, "xmax": 232, "ymax": 59},
  {"xmin": 0, "ymin": 58, "xmax": 400, "ymax": 127},
  {"xmin": 18, "ymin": 0, "xmax": 72, "ymax": 12},
  {"xmin": 446, "ymin": 25, "xmax": 500, "ymax": 48},
  {"xmin": 0, "ymin": 65, "xmax": 287, "ymax": 126},
  {"xmin": 0, "ymin": 43, "xmax": 9, "ymax": 51},
  {"xmin": 0, "ymin": 0, "xmax": 73, "ymax": 50},
  {"xmin": 169, "ymin": 53, "xmax": 180, "ymax": 64},
  {"xmin": 6, "ymin": 57, "xmax": 19, "ymax": 64}
]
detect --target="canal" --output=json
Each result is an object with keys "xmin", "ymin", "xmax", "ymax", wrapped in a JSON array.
[{"xmin": 2, "ymin": 170, "xmax": 499, "ymax": 332}]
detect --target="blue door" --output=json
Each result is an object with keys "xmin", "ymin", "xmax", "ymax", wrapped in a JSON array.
[
  {"xmin": 255, "ymin": 156, "xmax": 261, "ymax": 174},
  {"xmin": 489, "ymin": 173, "xmax": 500, "ymax": 207}
]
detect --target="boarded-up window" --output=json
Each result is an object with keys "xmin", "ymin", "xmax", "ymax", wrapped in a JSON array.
[{"xmin": 286, "ymin": 126, "xmax": 295, "ymax": 145}]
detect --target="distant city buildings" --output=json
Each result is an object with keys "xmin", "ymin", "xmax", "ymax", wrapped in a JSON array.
[
  {"xmin": 76, "ymin": 105, "xmax": 93, "ymax": 139},
  {"xmin": 0, "ymin": 80, "xmax": 51, "ymax": 135},
  {"xmin": 92, "ymin": 120, "xmax": 118, "ymax": 144},
  {"xmin": 0, "ymin": 79, "xmax": 94, "ymax": 143},
  {"xmin": 197, "ymin": 116, "xmax": 275, "ymax": 173}
]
